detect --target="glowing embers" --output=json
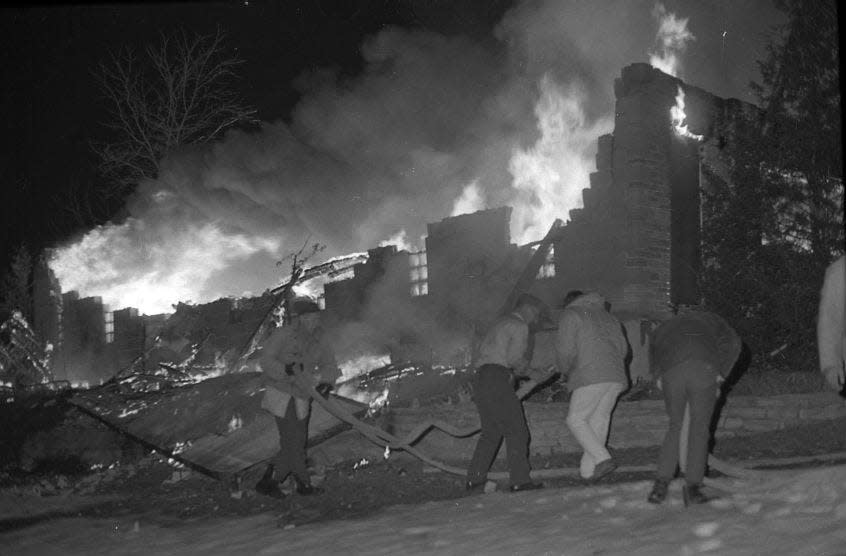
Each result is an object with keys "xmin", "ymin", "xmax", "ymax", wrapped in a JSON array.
[
  {"xmin": 339, "ymin": 353, "xmax": 392, "ymax": 380},
  {"xmin": 671, "ymin": 86, "xmax": 704, "ymax": 141},
  {"xmin": 367, "ymin": 387, "xmax": 390, "ymax": 418}
]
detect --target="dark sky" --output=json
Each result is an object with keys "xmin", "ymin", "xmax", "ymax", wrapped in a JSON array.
[
  {"xmin": 1, "ymin": 0, "xmax": 788, "ymax": 313},
  {"xmin": 0, "ymin": 0, "xmax": 511, "ymax": 252}
]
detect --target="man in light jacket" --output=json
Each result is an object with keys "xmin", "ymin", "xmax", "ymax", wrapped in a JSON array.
[
  {"xmin": 255, "ymin": 296, "xmax": 340, "ymax": 498},
  {"xmin": 818, "ymin": 254, "xmax": 845, "ymax": 393},
  {"xmin": 555, "ymin": 290, "xmax": 629, "ymax": 480}
]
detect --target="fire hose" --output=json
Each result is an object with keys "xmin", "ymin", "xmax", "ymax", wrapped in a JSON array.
[{"xmin": 295, "ymin": 373, "xmax": 764, "ymax": 486}]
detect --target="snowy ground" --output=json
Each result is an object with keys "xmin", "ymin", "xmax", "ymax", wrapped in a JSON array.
[{"xmin": 3, "ymin": 464, "xmax": 845, "ymax": 555}]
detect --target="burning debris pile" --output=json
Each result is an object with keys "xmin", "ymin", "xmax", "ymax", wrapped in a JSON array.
[
  {"xmin": 0, "ymin": 311, "xmax": 56, "ymax": 397},
  {"xmin": 339, "ymin": 360, "xmax": 475, "ymax": 408},
  {"xmin": 70, "ymin": 371, "xmax": 366, "ymax": 478}
]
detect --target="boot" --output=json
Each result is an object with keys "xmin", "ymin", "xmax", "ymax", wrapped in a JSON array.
[
  {"xmin": 591, "ymin": 458, "xmax": 617, "ymax": 481},
  {"xmin": 255, "ymin": 465, "xmax": 285, "ymax": 499},
  {"xmin": 465, "ymin": 480, "xmax": 486, "ymax": 494},
  {"xmin": 294, "ymin": 476, "xmax": 324, "ymax": 496},
  {"xmin": 682, "ymin": 483, "xmax": 713, "ymax": 506},
  {"xmin": 509, "ymin": 481, "xmax": 544, "ymax": 493},
  {"xmin": 647, "ymin": 479, "xmax": 669, "ymax": 504}
]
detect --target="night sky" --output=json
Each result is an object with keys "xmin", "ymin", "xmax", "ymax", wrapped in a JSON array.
[{"xmin": 1, "ymin": 1, "xmax": 787, "ymax": 314}]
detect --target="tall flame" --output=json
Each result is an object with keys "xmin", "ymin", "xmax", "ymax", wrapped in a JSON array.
[
  {"xmin": 671, "ymin": 86, "xmax": 704, "ymax": 141},
  {"xmin": 508, "ymin": 74, "xmax": 612, "ymax": 243},
  {"xmin": 450, "ymin": 180, "xmax": 486, "ymax": 217},
  {"xmin": 50, "ymin": 219, "xmax": 279, "ymax": 315}
]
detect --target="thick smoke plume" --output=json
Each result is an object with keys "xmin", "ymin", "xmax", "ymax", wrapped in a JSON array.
[
  {"xmin": 648, "ymin": 2, "xmax": 695, "ymax": 77},
  {"xmin": 50, "ymin": 1, "xmax": 669, "ymax": 316}
]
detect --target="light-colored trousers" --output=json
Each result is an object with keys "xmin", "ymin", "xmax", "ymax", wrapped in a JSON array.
[{"xmin": 566, "ymin": 381, "xmax": 625, "ymax": 478}]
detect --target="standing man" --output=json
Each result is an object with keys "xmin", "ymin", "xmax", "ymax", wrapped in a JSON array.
[
  {"xmin": 647, "ymin": 307, "xmax": 741, "ymax": 506},
  {"xmin": 555, "ymin": 290, "xmax": 629, "ymax": 481},
  {"xmin": 818, "ymin": 254, "xmax": 845, "ymax": 393},
  {"xmin": 466, "ymin": 293, "xmax": 550, "ymax": 493},
  {"xmin": 255, "ymin": 296, "xmax": 340, "ymax": 499}
]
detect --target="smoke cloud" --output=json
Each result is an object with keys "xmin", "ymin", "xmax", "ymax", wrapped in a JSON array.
[
  {"xmin": 51, "ymin": 0, "xmax": 677, "ymax": 315},
  {"xmin": 648, "ymin": 2, "xmax": 695, "ymax": 77}
]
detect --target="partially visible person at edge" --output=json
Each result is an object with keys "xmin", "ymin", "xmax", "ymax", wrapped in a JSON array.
[
  {"xmin": 255, "ymin": 296, "xmax": 340, "ymax": 499},
  {"xmin": 647, "ymin": 307, "xmax": 741, "ymax": 507},
  {"xmin": 818, "ymin": 254, "xmax": 845, "ymax": 394},
  {"xmin": 466, "ymin": 293, "xmax": 553, "ymax": 494},
  {"xmin": 554, "ymin": 290, "xmax": 629, "ymax": 481}
]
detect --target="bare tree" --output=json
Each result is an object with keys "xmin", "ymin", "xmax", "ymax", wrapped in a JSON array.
[{"xmin": 93, "ymin": 28, "xmax": 257, "ymax": 196}]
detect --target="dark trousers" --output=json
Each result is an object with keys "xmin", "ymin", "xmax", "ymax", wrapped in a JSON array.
[
  {"xmin": 656, "ymin": 362, "xmax": 718, "ymax": 485},
  {"xmin": 467, "ymin": 364, "xmax": 532, "ymax": 485},
  {"xmin": 272, "ymin": 396, "xmax": 310, "ymax": 483}
]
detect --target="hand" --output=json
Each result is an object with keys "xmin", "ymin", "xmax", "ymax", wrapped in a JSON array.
[
  {"xmin": 822, "ymin": 365, "xmax": 845, "ymax": 391},
  {"xmin": 655, "ymin": 377, "xmax": 662, "ymax": 391},
  {"xmin": 315, "ymin": 382, "xmax": 333, "ymax": 397}
]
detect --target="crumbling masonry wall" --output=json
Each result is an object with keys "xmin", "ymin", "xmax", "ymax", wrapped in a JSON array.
[{"xmin": 553, "ymin": 63, "xmax": 755, "ymax": 320}]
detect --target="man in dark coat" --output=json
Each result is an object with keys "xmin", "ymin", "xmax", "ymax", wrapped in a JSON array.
[
  {"xmin": 255, "ymin": 296, "xmax": 340, "ymax": 498},
  {"xmin": 647, "ymin": 308, "xmax": 741, "ymax": 506},
  {"xmin": 466, "ymin": 293, "xmax": 551, "ymax": 493}
]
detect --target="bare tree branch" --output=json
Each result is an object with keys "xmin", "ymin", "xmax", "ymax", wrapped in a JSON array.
[{"xmin": 92, "ymin": 28, "xmax": 258, "ymax": 197}]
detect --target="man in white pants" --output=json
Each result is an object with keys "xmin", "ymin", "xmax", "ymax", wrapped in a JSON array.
[{"xmin": 555, "ymin": 291, "xmax": 629, "ymax": 480}]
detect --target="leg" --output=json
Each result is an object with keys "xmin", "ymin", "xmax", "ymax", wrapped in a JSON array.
[
  {"xmin": 498, "ymin": 379, "xmax": 532, "ymax": 486},
  {"xmin": 684, "ymin": 378, "xmax": 718, "ymax": 486},
  {"xmin": 467, "ymin": 368, "xmax": 505, "ymax": 484},
  {"xmin": 655, "ymin": 373, "xmax": 688, "ymax": 482},
  {"xmin": 567, "ymin": 383, "xmax": 613, "ymax": 478},
  {"xmin": 679, "ymin": 403, "xmax": 690, "ymax": 473},
  {"xmin": 586, "ymin": 382, "xmax": 625, "ymax": 454},
  {"xmin": 271, "ymin": 399, "xmax": 293, "ymax": 481},
  {"xmin": 277, "ymin": 397, "xmax": 310, "ymax": 485}
]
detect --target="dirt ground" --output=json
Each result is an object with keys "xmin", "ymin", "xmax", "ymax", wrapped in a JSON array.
[{"xmin": 2, "ymin": 411, "xmax": 845, "ymax": 535}]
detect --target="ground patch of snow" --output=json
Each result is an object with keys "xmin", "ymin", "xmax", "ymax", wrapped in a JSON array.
[{"xmin": 3, "ymin": 465, "xmax": 846, "ymax": 555}]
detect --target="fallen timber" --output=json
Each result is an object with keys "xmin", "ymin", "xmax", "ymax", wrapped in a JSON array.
[{"xmin": 70, "ymin": 371, "xmax": 367, "ymax": 479}]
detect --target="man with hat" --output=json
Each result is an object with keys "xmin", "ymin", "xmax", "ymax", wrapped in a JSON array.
[
  {"xmin": 466, "ymin": 293, "xmax": 552, "ymax": 493},
  {"xmin": 255, "ymin": 296, "xmax": 340, "ymax": 498}
]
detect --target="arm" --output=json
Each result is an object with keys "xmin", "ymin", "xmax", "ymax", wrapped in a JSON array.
[
  {"xmin": 508, "ymin": 321, "xmax": 531, "ymax": 375},
  {"xmin": 316, "ymin": 340, "xmax": 341, "ymax": 386},
  {"xmin": 717, "ymin": 321, "xmax": 742, "ymax": 377},
  {"xmin": 258, "ymin": 329, "xmax": 288, "ymax": 381},
  {"xmin": 649, "ymin": 321, "xmax": 665, "ymax": 379},
  {"xmin": 554, "ymin": 312, "xmax": 578, "ymax": 377},
  {"xmin": 818, "ymin": 257, "xmax": 846, "ymax": 389}
]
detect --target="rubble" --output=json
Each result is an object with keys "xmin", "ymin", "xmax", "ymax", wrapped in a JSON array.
[{"xmin": 70, "ymin": 371, "xmax": 367, "ymax": 478}]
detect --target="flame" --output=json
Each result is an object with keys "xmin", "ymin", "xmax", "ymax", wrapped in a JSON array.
[
  {"xmin": 450, "ymin": 180, "xmax": 486, "ymax": 216},
  {"xmin": 292, "ymin": 278, "xmax": 326, "ymax": 301},
  {"xmin": 49, "ymin": 219, "xmax": 280, "ymax": 315},
  {"xmin": 379, "ymin": 230, "xmax": 420, "ymax": 252},
  {"xmin": 367, "ymin": 387, "xmax": 390, "ymax": 417},
  {"xmin": 227, "ymin": 413, "xmax": 243, "ymax": 433},
  {"xmin": 671, "ymin": 86, "xmax": 704, "ymax": 141},
  {"xmin": 508, "ymin": 74, "xmax": 613, "ymax": 243},
  {"xmin": 648, "ymin": 3, "xmax": 695, "ymax": 77},
  {"xmin": 339, "ymin": 353, "xmax": 391, "ymax": 381}
]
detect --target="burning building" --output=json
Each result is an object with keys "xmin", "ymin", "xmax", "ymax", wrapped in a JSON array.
[{"xmin": 32, "ymin": 63, "xmax": 755, "ymax": 386}]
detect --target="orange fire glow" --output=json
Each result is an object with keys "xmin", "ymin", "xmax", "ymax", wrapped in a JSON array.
[
  {"xmin": 508, "ymin": 74, "xmax": 613, "ymax": 243},
  {"xmin": 671, "ymin": 86, "xmax": 703, "ymax": 141}
]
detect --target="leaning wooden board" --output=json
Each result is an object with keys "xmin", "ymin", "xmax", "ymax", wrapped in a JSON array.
[{"xmin": 70, "ymin": 372, "xmax": 367, "ymax": 477}]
